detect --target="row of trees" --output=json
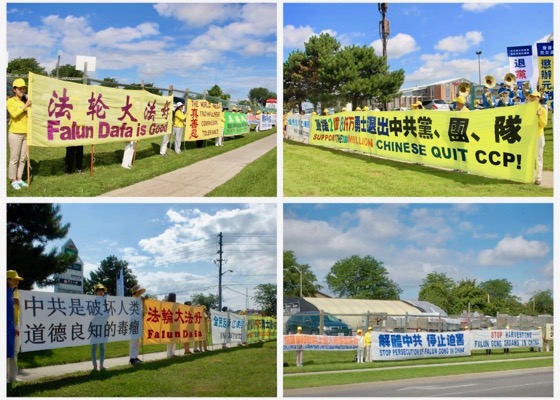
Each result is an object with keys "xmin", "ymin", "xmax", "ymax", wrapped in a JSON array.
[
  {"xmin": 283, "ymin": 33, "xmax": 405, "ymax": 112},
  {"xmin": 7, "ymin": 204, "xmax": 276, "ymax": 315},
  {"xmin": 7, "ymin": 57, "xmax": 276, "ymax": 106},
  {"xmin": 283, "ymin": 251, "xmax": 553, "ymax": 316}
]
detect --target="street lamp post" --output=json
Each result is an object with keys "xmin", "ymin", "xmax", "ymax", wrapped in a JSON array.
[
  {"xmin": 219, "ymin": 269, "xmax": 233, "ymax": 310},
  {"xmin": 476, "ymin": 51, "xmax": 482, "ymax": 85},
  {"xmin": 290, "ymin": 265, "xmax": 303, "ymax": 297}
]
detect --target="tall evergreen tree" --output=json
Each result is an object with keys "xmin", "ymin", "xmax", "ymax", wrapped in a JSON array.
[{"xmin": 7, "ymin": 204, "xmax": 76, "ymax": 290}]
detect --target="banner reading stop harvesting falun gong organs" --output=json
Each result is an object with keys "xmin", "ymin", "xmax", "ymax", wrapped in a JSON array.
[
  {"xmin": 27, "ymin": 72, "xmax": 172, "ymax": 147},
  {"xmin": 210, "ymin": 309, "xmax": 247, "ymax": 345},
  {"xmin": 309, "ymin": 103, "xmax": 539, "ymax": 183},
  {"xmin": 18, "ymin": 290, "xmax": 143, "ymax": 352},
  {"xmin": 143, "ymin": 299, "xmax": 207, "ymax": 344},
  {"xmin": 223, "ymin": 111, "xmax": 249, "ymax": 136},
  {"xmin": 185, "ymin": 99, "xmax": 223, "ymax": 141},
  {"xmin": 246, "ymin": 316, "xmax": 277, "ymax": 343},
  {"xmin": 470, "ymin": 329, "xmax": 543, "ymax": 350}
]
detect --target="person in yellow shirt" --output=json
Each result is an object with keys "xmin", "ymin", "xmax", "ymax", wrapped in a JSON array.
[
  {"xmin": 215, "ymin": 108, "xmax": 225, "ymax": 146},
  {"xmin": 527, "ymin": 91, "xmax": 548, "ymax": 185},
  {"xmin": 6, "ymin": 78, "xmax": 32, "ymax": 190},
  {"xmin": 295, "ymin": 326, "xmax": 304, "ymax": 367},
  {"xmin": 364, "ymin": 326, "xmax": 373, "ymax": 362},
  {"xmin": 455, "ymin": 96, "xmax": 470, "ymax": 112},
  {"xmin": 172, "ymin": 102, "xmax": 186, "ymax": 153}
]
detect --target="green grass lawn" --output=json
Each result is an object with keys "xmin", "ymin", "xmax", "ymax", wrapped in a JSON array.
[
  {"xmin": 206, "ymin": 147, "xmax": 277, "ymax": 197},
  {"xmin": 283, "ymin": 348, "xmax": 553, "ymax": 389},
  {"xmin": 7, "ymin": 128, "xmax": 275, "ymax": 197},
  {"xmin": 284, "ymin": 113, "xmax": 553, "ymax": 197},
  {"xmin": 10, "ymin": 340, "xmax": 276, "ymax": 397}
]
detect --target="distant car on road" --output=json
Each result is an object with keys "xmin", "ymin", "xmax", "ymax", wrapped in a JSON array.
[
  {"xmin": 285, "ymin": 311, "xmax": 352, "ymax": 336},
  {"xmin": 422, "ymin": 99, "xmax": 451, "ymax": 111}
]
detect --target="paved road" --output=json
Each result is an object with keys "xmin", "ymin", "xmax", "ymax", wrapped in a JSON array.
[
  {"xmin": 100, "ymin": 133, "xmax": 277, "ymax": 197},
  {"xmin": 284, "ymin": 367, "xmax": 553, "ymax": 397}
]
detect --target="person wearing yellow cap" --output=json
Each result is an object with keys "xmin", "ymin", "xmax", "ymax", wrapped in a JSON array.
[
  {"xmin": 355, "ymin": 329, "xmax": 365, "ymax": 363},
  {"xmin": 215, "ymin": 107, "xmax": 225, "ymax": 146},
  {"xmin": 7, "ymin": 78, "xmax": 32, "ymax": 190},
  {"xmin": 411, "ymin": 100, "xmax": 423, "ymax": 110},
  {"xmin": 91, "ymin": 283, "xmax": 108, "ymax": 371},
  {"xmin": 295, "ymin": 326, "xmax": 304, "ymax": 367},
  {"xmin": 455, "ymin": 96, "xmax": 469, "ymax": 112},
  {"xmin": 364, "ymin": 326, "xmax": 373, "ymax": 362},
  {"xmin": 527, "ymin": 90, "xmax": 548, "ymax": 185},
  {"xmin": 7, "ymin": 270, "xmax": 23, "ymax": 383}
]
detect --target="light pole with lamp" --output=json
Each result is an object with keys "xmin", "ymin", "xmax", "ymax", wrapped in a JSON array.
[
  {"xmin": 219, "ymin": 269, "xmax": 233, "ymax": 310},
  {"xmin": 290, "ymin": 265, "xmax": 303, "ymax": 297},
  {"xmin": 476, "ymin": 51, "xmax": 482, "ymax": 85}
]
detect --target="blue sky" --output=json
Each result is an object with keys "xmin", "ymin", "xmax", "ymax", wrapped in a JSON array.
[
  {"xmin": 284, "ymin": 2, "xmax": 553, "ymax": 89},
  {"xmin": 41, "ymin": 203, "xmax": 277, "ymax": 311},
  {"xmin": 284, "ymin": 203, "xmax": 553, "ymax": 303},
  {"xmin": 6, "ymin": 3, "xmax": 277, "ymax": 100}
]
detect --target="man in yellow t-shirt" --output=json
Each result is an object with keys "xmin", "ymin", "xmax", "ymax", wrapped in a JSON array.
[
  {"xmin": 364, "ymin": 326, "xmax": 373, "ymax": 362},
  {"xmin": 172, "ymin": 102, "xmax": 186, "ymax": 154},
  {"xmin": 6, "ymin": 78, "xmax": 32, "ymax": 190}
]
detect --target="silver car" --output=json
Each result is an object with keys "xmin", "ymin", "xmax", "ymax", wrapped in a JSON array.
[{"xmin": 422, "ymin": 99, "xmax": 451, "ymax": 111}]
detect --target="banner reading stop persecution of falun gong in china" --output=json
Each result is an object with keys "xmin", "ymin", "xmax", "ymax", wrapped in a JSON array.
[
  {"xmin": 185, "ymin": 99, "xmax": 223, "ymax": 141},
  {"xmin": 18, "ymin": 290, "xmax": 143, "ymax": 352},
  {"xmin": 309, "ymin": 102, "xmax": 539, "ymax": 183},
  {"xmin": 27, "ymin": 72, "xmax": 172, "ymax": 147},
  {"xmin": 210, "ymin": 309, "xmax": 247, "ymax": 346},
  {"xmin": 143, "ymin": 299, "xmax": 207, "ymax": 345}
]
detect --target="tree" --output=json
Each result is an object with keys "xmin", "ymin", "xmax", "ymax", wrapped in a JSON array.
[
  {"xmin": 7, "ymin": 57, "xmax": 47, "ymax": 76},
  {"xmin": 191, "ymin": 293, "xmax": 219, "ymax": 310},
  {"xmin": 248, "ymin": 87, "xmax": 274, "ymax": 106},
  {"xmin": 83, "ymin": 255, "xmax": 139, "ymax": 296},
  {"xmin": 253, "ymin": 283, "xmax": 277, "ymax": 316},
  {"xmin": 526, "ymin": 289, "xmax": 553, "ymax": 315},
  {"xmin": 283, "ymin": 250, "xmax": 322, "ymax": 296},
  {"xmin": 207, "ymin": 84, "xmax": 231, "ymax": 100},
  {"xmin": 7, "ymin": 204, "xmax": 76, "ymax": 290},
  {"xmin": 100, "ymin": 77, "xmax": 119, "ymax": 88},
  {"xmin": 450, "ymin": 279, "xmax": 487, "ymax": 314},
  {"xmin": 478, "ymin": 278, "xmax": 522, "ymax": 315},
  {"xmin": 326, "ymin": 255, "xmax": 402, "ymax": 299},
  {"xmin": 127, "ymin": 82, "xmax": 162, "ymax": 96},
  {"xmin": 321, "ymin": 44, "xmax": 405, "ymax": 110},
  {"xmin": 418, "ymin": 272, "xmax": 456, "ymax": 313},
  {"xmin": 50, "ymin": 64, "xmax": 84, "ymax": 79}
]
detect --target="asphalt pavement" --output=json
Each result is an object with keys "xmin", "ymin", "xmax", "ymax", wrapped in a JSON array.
[{"xmin": 100, "ymin": 133, "xmax": 277, "ymax": 197}]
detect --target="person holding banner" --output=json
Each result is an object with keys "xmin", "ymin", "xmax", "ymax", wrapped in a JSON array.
[
  {"xmin": 129, "ymin": 285, "xmax": 146, "ymax": 365},
  {"xmin": 7, "ymin": 270, "xmax": 24, "ymax": 383},
  {"xmin": 215, "ymin": 108, "xmax": 225, "ymax": 146},
  {"xmin": 355, "ymin": 329, "xmax": 365, "ymax": 363},
  {"xmin": 121, "ymin": 141, "xmax": 136, "ymax": 169},
  {"xmin": 455, "ymin": 96, "xmax": 469, "ymax": 112},
  {"xmin": 7, "ymin": 78, "xmax": 32, "ymax": 190},
  {"xmin": 527, "ymin": 90, "xmax": 548, "ymax": 185},
  {"xmin": 166, "ymin": 293, "xmax": 178, "ymax": 357},
  {"xmin": 295, "ymin": 326, "xmax": 304, "ymax": 367},
  {"xmin": 182, "ymin": 301, "xmax": 193, "ymax": 355},
  {"xmin": 364, "ymin": 326, "xmax": 373, "ymax": 362},
  {"xmin": 159, "ymin": 105, "xmax": 175, "ymax": 157},
  {"xmin": 65, "ymin": 146, "xmax": 84, "ymax": 174},
  {"xmin": 91, "ymin": 283, "xmax": 108, "ymax": 371},
  {"xmin": 172, "ymin": 102, "xmax": 186, "ymax": 154}
]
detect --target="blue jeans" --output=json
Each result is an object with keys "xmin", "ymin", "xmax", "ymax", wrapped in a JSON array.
[{"xmin": 91, "ymin": 343, "xmax": 106, "ymax": 368}]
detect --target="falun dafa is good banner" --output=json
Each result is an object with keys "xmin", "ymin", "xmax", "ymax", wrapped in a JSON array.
[
  {"xmin": 309, "ymin": 103, "xmax": 539, "ymax": 183},
  {"xmin": 27, "ymin": 72, "xmax": 173, "ymax": 147}
]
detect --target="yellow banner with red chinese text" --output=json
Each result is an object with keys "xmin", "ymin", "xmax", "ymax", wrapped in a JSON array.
[
  {"xmin": 143, "ymin": 299, "xmax": 207, "ymax": 344},
  {"xmin": 185, "ymin": 99, "xmax": 223, "ymax": 141},
  {"xmin": 309, "ymin": 103, "xmax": 539, "ymax": 183},
  {"xmin": 27, "ymin": 72, "xmax": 173, "ymax": 147}
]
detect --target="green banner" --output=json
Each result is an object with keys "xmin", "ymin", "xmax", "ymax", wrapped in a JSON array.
[
  {"xmin": 246, "ymin": 316, "xmax": 277, "ymax": 343},
  {"xmin": 224, "ymin": 111, "xmax": 249, "ymax": 136}
]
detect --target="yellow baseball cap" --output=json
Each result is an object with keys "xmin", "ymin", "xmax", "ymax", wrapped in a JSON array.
[
  {"xmin": 7, "ymin": 270, "xmax": 23, "ymax": 280},
  {"xmin": 12, "ymin": 78, "xmax": 27, "ymax": 88}
]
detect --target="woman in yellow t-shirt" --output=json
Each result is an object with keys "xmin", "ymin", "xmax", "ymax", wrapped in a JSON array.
[{"xmin": 6, "ymin": 78, "xmax": 32, "ymax": 190}]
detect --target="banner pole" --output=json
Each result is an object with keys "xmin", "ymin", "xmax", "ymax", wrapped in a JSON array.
[
  {"xmin": 26, "ymin": 142, "xmax": 31, "ymax": 187},
  {"xmin": 90, "ymin": 145, "xmax": 94, "ymax": 176},
  {"xmin": 132, "ymin": 141, "xmax": 137, "ymax": 166}
]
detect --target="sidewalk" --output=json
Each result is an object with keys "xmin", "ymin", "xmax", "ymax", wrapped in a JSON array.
[
  {"xmin": 100, "ymin": 133, "xmax": 277, "ymax": 197},
  {"xmin": 16, "ymin": 345, "xmax": 224, "ymax": 382},
  {"xmin": 540, "ymin": 170, "xmax": 553, "ymax": 188}
]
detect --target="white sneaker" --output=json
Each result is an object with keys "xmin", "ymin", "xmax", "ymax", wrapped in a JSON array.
[
  {"xmin": 17, "ymin": 180, "xmax": 28, "ymax": 187},
  {"xmin": 11, "ymin": 181, "xmax": 21, "ymax": 190}
]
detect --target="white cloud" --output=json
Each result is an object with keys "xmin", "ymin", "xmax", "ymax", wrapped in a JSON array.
[
  {"xmin": 525, "ymin": 224, "xmax": 550, "ymax": 235},
  {"xmin": 540, "ymin": 260, "xmax": 553, "ymax": 277},
  {"xmin": 371, "ymin": 33, "xmax": 419, "ymax": 59},
  {"xmin": 478, "ymin": 235, "xmax": 549, "ymax": 266},
  {"xmin": 435, "ymin": 31, "xmax": 483, "ymax": 53},
  {"xmin": 462, "ymin": 3, "xmax": 499, "ymax": 13},
  {"xmin": 153, "ymin": 3, "xmax": 238, "ymax": 28}
]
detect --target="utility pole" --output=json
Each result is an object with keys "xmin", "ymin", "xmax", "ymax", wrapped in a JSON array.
[
  {"xmin": 378, "ymin": 3, "xmax": 390, "ymax": 63},
  {"xmin": 216, "ymin": 232, "xmax": 225, "ymax": 310}
]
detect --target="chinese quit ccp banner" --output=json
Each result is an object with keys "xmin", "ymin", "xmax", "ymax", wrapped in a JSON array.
[
  {"xmin": 143, "ymin": 299, "xmax": 207, "ymax": 344},
  {"xmin": 19, "ymin": 290, "xmax": 143, "ymax": 352},
  {"xmin": 210, "ymin": 309, "xmax": 247, "ymax": 345},
  {"xmin": 246, "ymin": 316, "xmax": 277, "ymax": 343},
  {"xmin": 470, "ymin": 329, "xmax": 543, "ymax": 350},
  {"xmin": 283, "ymin": 334, "xmax": 357, "ymax": 351},
  {"xmin": 27, "ymin": 72, "xmax": 173, "ymax": 147},
  {"xmin": 185, "ymin": 99, "xmax": 223, "ymax": 141},
  {"xmin": 224, "ymin": 111, "xmax": 249, "ymax": 137},
  {"xmin": 309, "ymin": 103, "xmax": 539, "ymax": 183}
]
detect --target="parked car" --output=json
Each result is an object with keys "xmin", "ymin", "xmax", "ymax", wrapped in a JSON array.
[
  {"xmin": 422, "ymin": 99, "xmax": 451, "ymax": 111},
  {"xmin": 285, "ymin": 311, "xmax": 352, "ymax": 336}
]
